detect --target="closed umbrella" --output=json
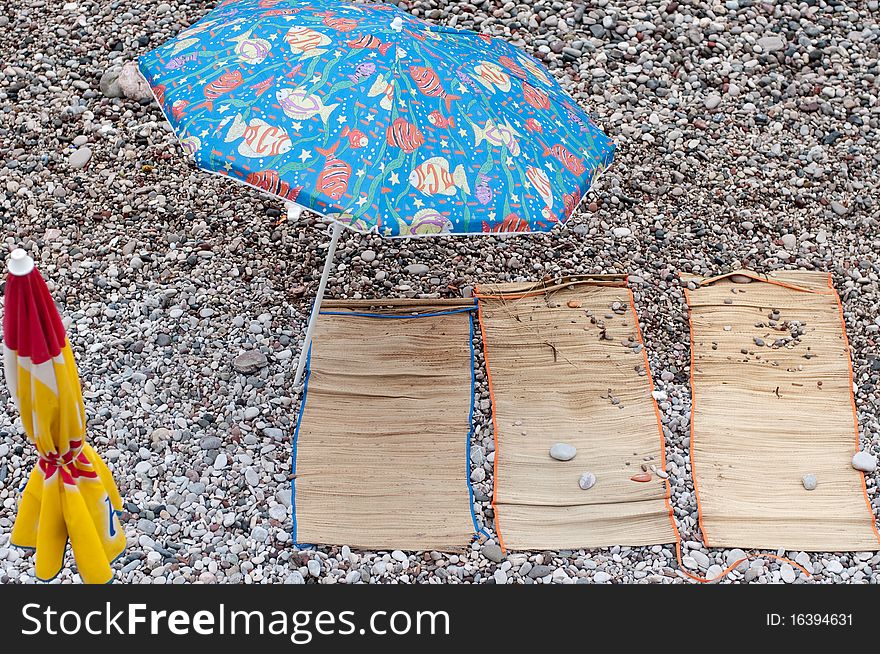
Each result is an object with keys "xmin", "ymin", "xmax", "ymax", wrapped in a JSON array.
[
  {"xmin": 139, "ymin": 0, "xmax": 615, "ymax": 386},
  {"xmin": 3, "ymin": 249, "xmax": 126, "ymax": 584}
]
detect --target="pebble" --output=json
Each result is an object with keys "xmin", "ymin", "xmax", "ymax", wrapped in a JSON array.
[
  {"xmin": 307, "ymin": 559, "xmax": 322, "ymax": 578},
  {"xmin": 549, "ymin": 443, "xmax": 577, "ymax": 461},
  {"xmin": 233, "ymin": 350, "xmax": 268, "ymax": 374},
  {"xmin": 404, "ymin": 263, "xmax": 429, "ymax": 276},
  {"xmin": 69, "ymin": 147, "xmax": 92, "ymax": 169},
  {"xmin": 578, "ymin": 472, "xmax": 597, "ymax": 490},
  {"xmin": 802, "ymin": 474, "xmax": 817, "ymax": 491},
  {"xmin": 481, "ymin": 543, "xmax": 504, "ymax": 563},
  {"xmin": 852, "ymin": 451, "xmax": 877, "ymax": 473}
]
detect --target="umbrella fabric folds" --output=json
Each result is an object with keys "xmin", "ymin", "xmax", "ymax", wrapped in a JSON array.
[
  {"xmin": 139, "ymin": 0, "xmax": 617, "ymax": 386},
  {"xmin": 3, "ymin": 250, "xmax": 125, "ymax": 584}
]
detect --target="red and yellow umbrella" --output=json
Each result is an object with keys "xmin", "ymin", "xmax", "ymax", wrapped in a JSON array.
[{"xmin": 3, "ymin": 249, "xmax": 125, "ymax": 583}]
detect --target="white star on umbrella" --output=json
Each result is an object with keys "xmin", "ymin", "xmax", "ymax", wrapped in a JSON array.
[
  {"xmin": 458, "ymin": 127, "xmax": 467, "ymax": 137},
  {"xmin": 356, "ymin": 168, "xmax": 366, "ymax": 177},
  {"xmin": 291, "ymin": 121, "xmax": 303, "ymax": 132},
  {"xmin": 414, "ymin": 198, "xmax": 424, "ymax": 208},
  {"xmin": 356, "ymin": 195, "xmax": 368, "ymax": 206},
  {"xmin": 337, "ymin": 114, "xmax": 347, "ymax": 125},
  {"xmin": 365, "ymin": 114, "xmax": 375, "ymax": 123},
  {"xmin": 223, "ymin": 161, "xmax": 233, "ymax": 171},
  {"xmin": 389, "ymin": 172, "xmax": 400, "ymax": 185},
  {"xmin": 298, "ymin": 149, "xmax": 312, "ymax": 162},
  {"xmin": 440, "ymin": 138, "xmax": 448, "ymax": 147}
]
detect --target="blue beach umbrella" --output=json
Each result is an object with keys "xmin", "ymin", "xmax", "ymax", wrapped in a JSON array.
[{"xmin": 139, "ymin": 0, "xmax": 615, "ymax": 385}]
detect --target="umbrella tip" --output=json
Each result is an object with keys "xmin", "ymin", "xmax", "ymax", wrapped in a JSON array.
[
  {"xmin": 391, "ymin": 16, "xmax": 403, "ymax": 31},
  {"xmin": 7, "ymin": 248, "xmax": 34, "ymax": 277}
]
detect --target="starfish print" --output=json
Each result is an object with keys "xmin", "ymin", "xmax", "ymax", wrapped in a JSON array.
[
  {"xmin": 356, "ymin": 169, "xmax": 366, "ymax": 177},
  {"xmin": 413, "ymin": 198, "xmax": 424, "ymax": 208},
  {"xmin": 223, "ymin": 161, "xmax": 233, "ymax": 171},
  {"xmin": 356, "ymin": 195, "xmax": 368, "ymax": 207},
  {"xmin": 365, "ymin": 114, "xmax": 375, "ymax": 123},
  {"xmin": 389, "ymin": 172, "xmax": 400, "ymax": 185},
  {"xmin": 298, "ymin": 149, "xmax": 312, "ymax": 163},
  {"xmin": 337, "ymin": 114, "xmax": 347, "ymax": 125},
  {"xmin": 440, "ymin": 138, "xmax": 448, "ymax": 148},
  {"xmin": 291, "ymin": 121, "xmax": 303, "ymax": 132}
]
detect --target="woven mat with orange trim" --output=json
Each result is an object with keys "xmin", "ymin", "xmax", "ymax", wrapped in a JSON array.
[
  {"xmin": 293, "ymin": 300, "xmax": 478, "ymax": 551},
  {"xmin": 477, "ymin": 277, "xmax": 678, "ymax": 550},
  {"xmin": 684, "ymin": 269, "xmax": 880, "ymax": 551}
]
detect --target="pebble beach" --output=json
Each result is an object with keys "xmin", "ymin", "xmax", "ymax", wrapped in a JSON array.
[{"xmin": 1, "ymin": 0, "xmax": 879, "ymax": 584}]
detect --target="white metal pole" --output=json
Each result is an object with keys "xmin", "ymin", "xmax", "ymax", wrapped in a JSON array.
[{"xmin": 294, "ymin": 221, "xmax": 343, "ymax": 388}]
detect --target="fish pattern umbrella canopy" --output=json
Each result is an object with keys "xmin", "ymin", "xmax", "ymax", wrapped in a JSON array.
[
  {"xmin": 139, "ymin": 0, "xmax": 615, "ymax": 236},
  {"xmin": 3, "ymin": 259, "xmax": 126, "ymax": 583}
]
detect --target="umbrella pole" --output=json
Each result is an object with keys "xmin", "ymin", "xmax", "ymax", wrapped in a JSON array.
[{"xmin": 294, "ymin": 221, "xmax": 343, "ymax": 388}]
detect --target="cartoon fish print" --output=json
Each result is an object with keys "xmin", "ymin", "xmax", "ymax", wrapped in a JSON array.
[
  {"xmin": 245, "ymin": 169, "xmax": 302, "ymax": 202},
  {"xmin": 193, "ymin": 69, "xmax": 243, "ymax": 112},
  {"xmin": 335, "ymin": 212, "xmax": 370, "ymax": 233},
  {"xmin": 154, "ymin": 84, "xmax": 166, "ymax": 106},
  {"xmin": 408, "ymin": 157, "xmax": 470, "ymax": 196},
  {"xmin": 166, "ymin": 37, "xmax": 199, "ymax": 56},
  {"xmin": 263, "ymin": 7, "xmax": 299, "ymax": 16},
  {"xmin": 386, "ymin": 117, "xmax": 424, "ymax": 154},
  {"xmin": 276, "ymin": 87, "xmax": 339, "ymax": 123},
  {"xmin": 473, "ymin": 61, "xmax": 511, "ymax": 93},
  {"xmin": 566, "ymin": 106, "xmax": 590, "ymax": 134},
  {"xmin": 516, "ymin": 53, "xmax": 553, "ymax": 86},
  {"xmin": 543, "ymin": 142, "xmax": 587, "ymax": 176},
  {"xmin": 427, "ymin": 110, "xmax": 455, "ymax": 129},
  {"xmin": 348, "ymin": 35, "xmax": 393, "ymax": 56},
  {"xmin": 342, "ymin": 125, "xmax": 368, "ymax": 149},
  {"xmin": 165, "ymin": 52, "xmax": 198, "ymax": 70},
  {"xmin": 224, "ymin": 113, "xmax": 292, "ymax": 158},
  {"xmin": 171, "ymin": 99, "xmax": 189, "ymax": 120},
  {"xmin": 498, "ymin": 55, "xmax": 527, "ymax": 79},
  {"xmin": 523, "ymin": 82, "xmax": 551, "ymax": 110},
  {"xmin": 471, "ymin": 119, "xmax": 521, "ymax": 156},
  {"xmin": 179, "ymin": 135, "xmax": 201, "ymax": 157},
  {"xmin": 524, "ymin": 117, "xmax": 543, "ymax": 134},
  {"xmin": 316, "ymin": 10, "xmax": 359, "ymax": 32},
  {"xmin": 483, "ymin": 213, "xmax": 530, "ymax": 233},
  {"xmin": 474, "ymin": 173, "xmax": 493, "ymax": 206},
  {"xmin": 314, "ymin": 142, "xmax": 351, "ymax": 201},
  {"xmin": 367, "ymin": 74, "xmax": 394, "ymax": 110},
  {"xmin": 563, "ymin": 191, "xmax": 580, "ymax": 218},
  {"xmin": 455, "ymin": 70, "xmax": 481, "ymax": 94},
  {"xmin": 407, "ymin": 208, "xmax": 452, "ymax": 236},
  {"xmin": 348, "ymin": 62, "xmax": 376, "ymax": 84},
  {"xmin": 250, "ymin": 76, "xmax": 275, "ymax": 97},
  {"xmin": 526, "ymin": 166, "xmax": 554, "ymax": 209},
  {"xmin": 231, "ymin": 32, "xmax": 272, "ymax": 65},
  {"xmin": 285, "ymin": 27, "xmax": 331, "ymax": 59},
  {"xmin": 408, "ymin": 66, "xmax": 460, "ymax": 111}
]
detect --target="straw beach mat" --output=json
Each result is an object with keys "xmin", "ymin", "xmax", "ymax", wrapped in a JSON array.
[
  {"xmin": 684, "ymin": 270, "xmax": 880, "ymax": 551},
  {"xmin": 292, "ymin": 299, "xmax": 481, "ymax": 551},
  {"xmin": 477, "ymin": 277, "xmax": 678, "ymax": 550}
]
